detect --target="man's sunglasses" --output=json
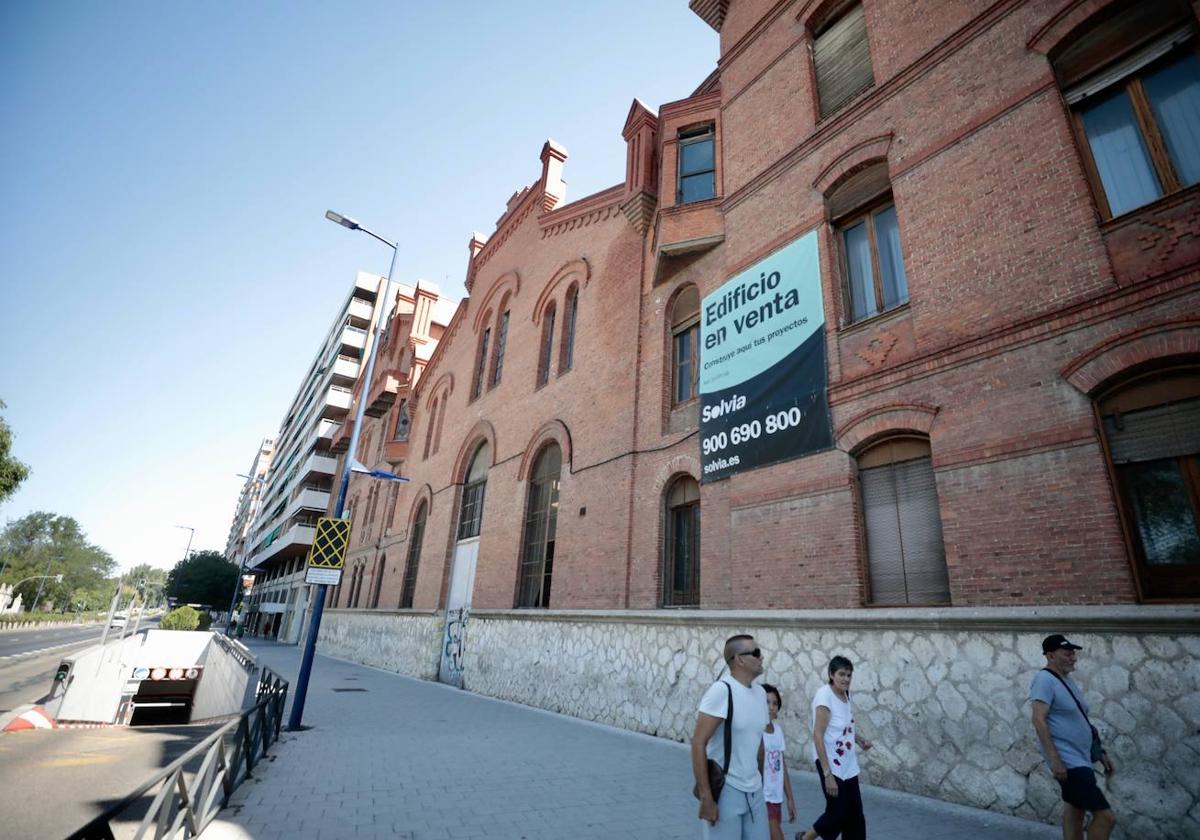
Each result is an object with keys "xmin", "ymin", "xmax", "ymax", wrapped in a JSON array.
[{"xmin": 732, "ymin": 648, "xmax": 762, "ymax": 660}]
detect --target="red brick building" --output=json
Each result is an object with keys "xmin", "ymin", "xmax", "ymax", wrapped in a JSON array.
[
  {"xmin": 314, "ymin": 5, "xmax": 1200, "ymax": 828},
  {"xmin": 332, "ymin": 0, "xmax": 1199, "ymax": 619}
]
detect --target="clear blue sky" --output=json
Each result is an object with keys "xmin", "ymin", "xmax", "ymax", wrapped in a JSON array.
[{"xmin": 0, "ymin": 2, "xmax": 716, "ymax": 572}]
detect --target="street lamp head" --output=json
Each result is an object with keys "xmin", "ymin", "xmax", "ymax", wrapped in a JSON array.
[{"xmin": 325, "ymin": 210, "xmax": 360, "ymax": 231}]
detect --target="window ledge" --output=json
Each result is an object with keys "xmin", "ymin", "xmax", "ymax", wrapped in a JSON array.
[
  {"xmin": 468, "ymin": 604, "xmax": 1198, "ymax": 632},
  {"xmin": 1100, "ymin": 181, "xmax": 1200, "ymax": 232},
  {"xmin": 663, "ymin": 196, "xmax": 723, "ymax": 214},
  {"xmin": 838, "ymin": 302, "xmax": 911, "ymax": 335}
]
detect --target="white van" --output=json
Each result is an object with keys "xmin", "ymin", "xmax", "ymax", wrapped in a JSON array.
[{"xmin": 109, "ymin": 611, "xmax": 128, "ymax": 630}]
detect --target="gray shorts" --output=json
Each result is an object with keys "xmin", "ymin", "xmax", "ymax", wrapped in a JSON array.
[{"xmin": 700, "ymin": 784, "xmax": 769, "ymax": 840}]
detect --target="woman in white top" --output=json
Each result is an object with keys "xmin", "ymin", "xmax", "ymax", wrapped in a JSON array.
[{"xmin": 799, "ymin": 656, "xmax": 873, "ymax": 840}]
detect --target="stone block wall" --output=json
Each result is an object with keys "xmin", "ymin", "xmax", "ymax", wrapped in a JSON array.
[
  {"xmin": 460, "ymin": 607, "xmax": 1199, "ymax": 839},
  {"xmin": 317, "ymin": 609, "xmax": 443, "ymax": 681}
]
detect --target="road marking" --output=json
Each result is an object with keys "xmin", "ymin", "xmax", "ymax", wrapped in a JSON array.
[{"xmin": 0, "ymin": 637, "xmax": 103, "ymax": 662}]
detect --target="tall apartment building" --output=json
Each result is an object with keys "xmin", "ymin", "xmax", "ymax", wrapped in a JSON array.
[
  {"xmin": 224, "ymin": 436, "xmax": 275, "ymax": 571},
  {"xmin": 312, "ymin": 2, "xmax": 1199, "ymax": 833},
  {"xmin": 242, "ymin": 271, "xmax": 390, "ymax": 644},
  {"xmin": 328, "ymin": 282, "xmax": 457, "ymax": 610}
]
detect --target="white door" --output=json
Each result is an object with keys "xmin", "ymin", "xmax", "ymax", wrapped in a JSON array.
[{"xmin": 439, "ymin": 538, "xmax": 478, "ymax": 687}]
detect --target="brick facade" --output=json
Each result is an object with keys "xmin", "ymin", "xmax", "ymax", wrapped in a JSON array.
[{"xmin": 331, "ymin": 0, "xmax": 1200, "ymax": 616}]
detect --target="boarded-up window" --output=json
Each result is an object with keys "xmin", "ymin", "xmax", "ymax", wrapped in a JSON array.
[
  {"xmin": 813, "ymin": 4, "xmax": 874, "ymax": 118},
  {"xmin": 1099, "ymin": 370, "xmax": 1200, "ymax": 599},
  {"xmin": 859, "ymin": 437, "xmax": 950, "ymax": 605}
]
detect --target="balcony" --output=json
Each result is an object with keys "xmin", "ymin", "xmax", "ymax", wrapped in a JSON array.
[
  {"xmin": 348, "ymin": 297, "xmax": 374, "ymax": 327},
  {"xmin": 299, "ymin": 452, "xmax": 337, "ymax": 483},
  {"xmin": 314, "ymin": 419, "xmax": 338, "ymax": 451},
  {"xmin": 339, "ymin": 325, "xmax": 367, "ymax": 355},
  {"xmin": 247, "ymin": 522, "xmax": 316, "ymax": 570},
  {"xmin": 320, "ymin": 385, "xmax": 353, "ymax": 420},
  {"xmin": 330, "ymin": 354, "xmax": 360, "ymax": 386},
  {"xmin": 285, "ymin": 487, "xmax": 331, "ymax": 521},
  {"xmin": 364, "ymin": 369, "xmax": 403, "ymax": 417}
]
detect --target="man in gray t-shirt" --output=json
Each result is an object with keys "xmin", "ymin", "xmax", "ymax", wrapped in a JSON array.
[{"xmin": 1029, "ymin": 634, "xmax": 1117, "ymax": 840}]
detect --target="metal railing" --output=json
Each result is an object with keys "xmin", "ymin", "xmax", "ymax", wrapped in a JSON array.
[{"xmin": 67, "ymin": 669, "xmax": 289, "ymax": 840}]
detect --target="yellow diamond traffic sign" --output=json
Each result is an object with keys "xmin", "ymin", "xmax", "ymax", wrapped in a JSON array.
[{"xmin": 305, "ymin": 517, "xmax": 351, "ymax": 584}]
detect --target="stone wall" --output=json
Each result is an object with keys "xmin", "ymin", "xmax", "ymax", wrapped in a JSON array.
[
  {"xmin": 317, "ymin": 609, "xmax": 443, "ymax": 681},
  {"xmin": 317, "ymin": 605, "xmax": 1199, "ymax": 838}
]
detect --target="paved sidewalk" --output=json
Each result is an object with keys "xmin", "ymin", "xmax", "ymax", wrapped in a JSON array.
[{"xmin": 204, "ymin": 639, "xmax": 1058, "ymax": 840}]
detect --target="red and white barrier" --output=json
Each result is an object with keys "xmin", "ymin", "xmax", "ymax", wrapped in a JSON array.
[{"xmin": 3, "ymin": 705, "xmax": 58, "ymax": 732}]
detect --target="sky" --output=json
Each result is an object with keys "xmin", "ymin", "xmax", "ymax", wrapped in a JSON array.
[{"xmin": 0, "ymin": 2, "xmax": 717, "ymax": 572}]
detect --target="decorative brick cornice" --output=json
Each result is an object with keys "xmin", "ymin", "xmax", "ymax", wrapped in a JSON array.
[
  {"xmin": 688, "ymin": 0, "xmax": 728, "ymax": 32},
  {"xmin": 471, "ymin": 189, "xmax": 540, "ymax": 275},
  {"xmin": 621, "ymin": 190, "xmax": 657, "ymax": 235},
  {"xmin": 659, "ymin": 88, "xmax": 722, "ymax": 122},
  {"xmin": 540, "ymin": 201, "xmax": 623, "ymax": 240}
]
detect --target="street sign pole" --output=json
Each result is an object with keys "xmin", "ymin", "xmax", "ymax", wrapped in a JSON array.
[{"xmin": 288, "ymin": 228, "xmax": 397, "ymax": 731}]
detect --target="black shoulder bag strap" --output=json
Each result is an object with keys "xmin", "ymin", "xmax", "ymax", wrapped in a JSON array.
[
  {"xmin": 721, "ymin": 680, "xmax": 733, "ymax": 776},
  {"xmin": 1043, "ymin": 668, "xmax": 1091, "ymax": 723}
]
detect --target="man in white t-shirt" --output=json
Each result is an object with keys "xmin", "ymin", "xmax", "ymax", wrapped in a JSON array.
[{"xmin": 691, "ymin": 634, "xmax": 770, "ymax": 840}]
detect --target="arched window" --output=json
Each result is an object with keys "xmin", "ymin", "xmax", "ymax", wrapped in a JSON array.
[
  {"xmin": 394, "ymin": 399, "xmax": 410, "ymax": 442},
  {"xmin": 457, "ymin": 441, "xmax": 490, "ymax": 540},
  {"xmin": 538, "ymin": 303, "xmax": 556, "ymax": 387},
  {"xmin": 423, "ymin": 398, "xmax": 438, "ymax": 459},
  {"xmin": 858, "ymin": 437, "xmax": 950, "ymax": 605},
  {"xmin": 663, "ymin": 475, "xmax": 700, "ymax": 606},
  {"xmin": 400, "ymin": 501, "xmax": 427, "ymax": 608},
  {"xmin": 432, "ymin": 397, "xmax": 445, "ymax": 455},
  {"xmin": 369, "ymin": 553, "xmax": 385, "ymax": 609},
  {"xmin": 671, "ymin": 287, "xmax": 700, "ymax": 405},
  {"xmin": 1097, "ymin": 368, "xmax": 1200, "ymax": 598},
  {"xmin": 471, "ymin": 324, "xmax": 491, "ymax": 400},
  {"xmin": 830, "ymin": 162, "xmax": 908, "ymax": 324},
  {"xmin": 560, "ymin": 286, "xmax": 578, "ymax": 374},
  {"xmin": 1052, "ymin": 0, "xmax": 1200, "ymax": 218},
  {"xmin": 517, "ymin": 444, "xmax": 562, "ymax": 607},
  {"xmin": 491, "ymin": 308, "xmax": 510, "ymax": 388}
]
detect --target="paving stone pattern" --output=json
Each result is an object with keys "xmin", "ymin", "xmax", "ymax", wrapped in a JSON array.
[{"xmin": 203, "ymin": 639, "xmax": 1058, "ymax": 840}]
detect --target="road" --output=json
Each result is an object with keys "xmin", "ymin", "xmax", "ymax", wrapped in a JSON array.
[
  {"xmin": 0, "ymin": 723, "xmax": 221, "ymax": 839},
  {"xmin": 0, "ymin": 623, "xmax": 108, "ymax": 715}
]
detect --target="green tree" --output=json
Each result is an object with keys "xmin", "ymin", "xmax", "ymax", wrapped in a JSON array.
[
  {"xmin": 123, "ymin": 563, "xmax": 168, "ymax": 606},
  {"xmin": 0, "ymin": 400, "xmax": 30, "ymax": 505},
  {"xmin": 159, "ymin": 605, "xmax": 201, "ymax": 631},
  {"xmin": 165, "ymin": 550, "xmax": 238, "ymax": 607},
  {"xmin": 0, "ymin": 512, "xmax": 116, "ymax": 611}
]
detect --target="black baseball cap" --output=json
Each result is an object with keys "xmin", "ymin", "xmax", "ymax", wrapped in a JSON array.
[{"xmin": 1042, "ymin": 634, "xmax": 1083, "ymax": 654}]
